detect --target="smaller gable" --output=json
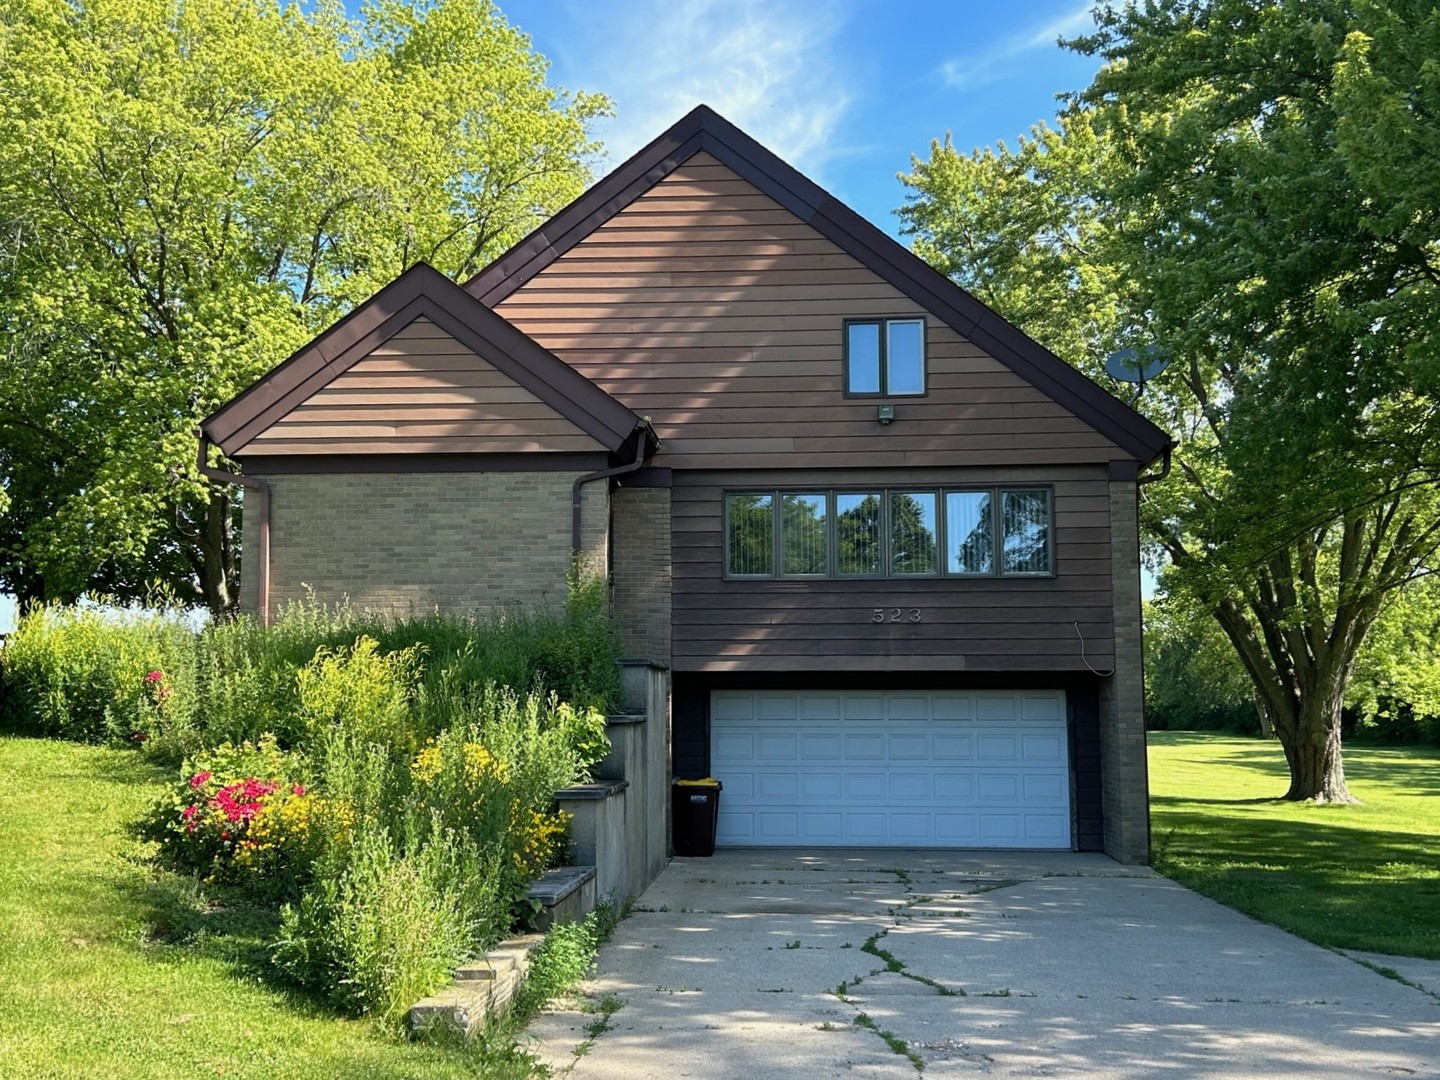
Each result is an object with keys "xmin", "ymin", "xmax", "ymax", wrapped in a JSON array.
[{"xmin": 203, "ymin": 263, "xmax": 644, "ymax": 458}]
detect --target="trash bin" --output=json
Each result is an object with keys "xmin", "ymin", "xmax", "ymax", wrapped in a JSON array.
[{"xmin": 672, "ymin": 778, "xmax": 722, "ymax": 857}]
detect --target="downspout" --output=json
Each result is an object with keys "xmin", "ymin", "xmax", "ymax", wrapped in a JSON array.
[
  {"xmin": 1138, "ymin": 444, "xmax": 1172, "ymax": 486},
  {"xmin": 572, "ymin": 426, "xmax": 651, "ymax": 553},
  {"xmin": 195, "ymin": 430, "xmax": 272, "ymax": 625}
]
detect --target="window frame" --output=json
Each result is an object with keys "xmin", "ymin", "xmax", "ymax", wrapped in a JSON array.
[
  {"xmin": 722, "ymin": 485, "xmax": 1055, "ymax": 581},
  {"xmin": 843, "ymin": 317, "xmax": 929, "ymax": 398}
]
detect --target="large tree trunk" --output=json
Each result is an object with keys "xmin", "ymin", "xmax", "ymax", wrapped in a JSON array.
[{"xmin": 1274, "ymin": 692, "xmax": 1356, "ymax": 803}]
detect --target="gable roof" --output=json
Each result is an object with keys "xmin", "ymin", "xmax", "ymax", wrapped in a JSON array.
[
  {"xmin": 203, "ymin": 262, "xmax": 647, "ymax": 458},
  {"xmin": 465, "ymin": 105, "xmax": 1171, "ymax": 465}
]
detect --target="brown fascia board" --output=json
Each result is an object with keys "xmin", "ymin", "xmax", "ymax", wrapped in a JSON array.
[
  {"xmin": 465, "ymin": 104, "xmax": 1172, "ymax": 465},
  {"xmin": 203, "ymin": 262, "xmax": 642, "ymax": 458}
]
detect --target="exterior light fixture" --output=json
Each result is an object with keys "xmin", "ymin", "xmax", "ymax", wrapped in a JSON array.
[{"xmin": 877, "ymin": 404, "xmax": 895, "ymax": 425}]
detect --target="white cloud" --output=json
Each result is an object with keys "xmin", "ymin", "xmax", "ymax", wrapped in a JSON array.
[
  {"xmin": 939, "ymin": 1, "xmax": 1095, "ymax": 91},
  {"xmin": 551, "ymin": 0, "xmax": 855, "ymax": 179}
]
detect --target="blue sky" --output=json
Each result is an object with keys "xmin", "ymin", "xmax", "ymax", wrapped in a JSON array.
[
  {"xmin": 0, "ymin": 2, "xmax": 1111, "ymax": 634},
  {"xmin": 504, "ymin": 0, "xmax": 1102, "ymax": 238}
]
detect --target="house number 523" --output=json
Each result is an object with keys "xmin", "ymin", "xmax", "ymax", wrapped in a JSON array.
[{"xmin": 872, "ymin": 608, "xmax": 922, "ymax": 623}]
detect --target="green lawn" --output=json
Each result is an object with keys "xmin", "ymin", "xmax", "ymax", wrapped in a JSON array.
[
  {"xmin": 1148, "ymin": 731, "xmax": 1440, "ymax": 959},
  {"xmin": 0, "ymin": 736, "xmax": 537, "ymax": 1080}
]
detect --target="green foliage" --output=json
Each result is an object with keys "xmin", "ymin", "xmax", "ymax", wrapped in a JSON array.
[
  {"xmin": 0, "ymin": 0, "xmax": 609, "ymax": 615},
  {"xmin": 2, "ymin": 589, "xmax": 620, "ymax": 1025},
  {"xmin": 0, "ymin": 736, "xmax": 543, "ymax": 1078},
  {"xmin": 900, "ymin": 0, "xmax": 1440, "ymax": 800},
  {"xmin": 1144, "ymin": 598, "xmax": 1259, "ymax": 734},
  {"xmin": 275, "ymin": 825, "xmax": 489, "ymax": 1026},
  {"xmin": 0, "ymin": 605, "xmax": 190, "ymax": 742},
  {"xmin": 296, "ymin": 637, "xmax": 422, "ymax": 759},
  {"xmin": 509, "ymin": 902, "xmax": 619, "ymax": 1020},
  {"xmin": 2, "ymin": 587, "xmax": 622, "ymax": 758}
]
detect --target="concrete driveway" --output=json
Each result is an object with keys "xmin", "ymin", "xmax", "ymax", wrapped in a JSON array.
[{"xmin": 524, "ymin": 850, "xmax": 1440, "ymax": 1078}]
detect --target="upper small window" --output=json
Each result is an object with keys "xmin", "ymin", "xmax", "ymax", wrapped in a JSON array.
[{"xmin": 845, "ymin": 318, "xmax": 925, "ymax": 396}]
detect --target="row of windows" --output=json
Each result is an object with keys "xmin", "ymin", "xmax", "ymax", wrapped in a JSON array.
[{"xmin": 724, "ymin": 488, "xmax": 1053, "ymax": 579}]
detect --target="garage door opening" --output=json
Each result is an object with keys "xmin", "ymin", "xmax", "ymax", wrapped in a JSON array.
[{"xmin": 710, "ymin": 689, "xmax": 1071, "ymax": 848}]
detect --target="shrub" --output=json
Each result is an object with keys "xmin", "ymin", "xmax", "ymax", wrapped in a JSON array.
[
  {"xmin": 0, "ymin": 605, "xmax": 193, "ymax": 742},
  {"xmin": 295, "ymin": 636, "xmax": 421, "ymax": 757},
  {"xmin": 137, "ymin": 735, "xmax": 334, "ymax": 899},
  {"xmin": 274, "ymin": 825, "xmax": 491, "ymax": 1025}
]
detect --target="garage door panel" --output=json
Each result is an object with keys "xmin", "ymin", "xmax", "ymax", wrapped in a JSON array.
[
  {"xmin": 887, "ymin": 696, "xmax": 929, "ymax": 720},
  {"xmin": 934, "ymin": 735, "xmax": 974, "ymax": 760},
  {"xmin": 714, "ymin": 731, "xmax": 753, "ymax": 760},
  {"xmin": 756, "ymin": 733, "xmax": 797, "ymax": 760},
  {"xmin": 934, "ymin": 773, "xmax": 975, "ymax": 800},
  {"xmin": 802, "ymin": 772, "xmax": 843, "ymax": 798},
  {"xmin": 1023, "ymin": 774, "xmax": 1064, "ymax": 800},
  {"xmin": 846, "ymin": 813, "xmax": 887, "ymax": 840},
  {"xmin": 932, "ymin": 695, "xmax": 973, "ymax": 721},
  {"xmin": 888, "ymin": 734, "xmax": 929, "ymax": 759},
  {"xmin": 801, "ymin": 733, "xmax": 842, "ymax": 760},
  {"xmin": 889, "ymin": 773, "xmax": 929, "ymax": 799},
  {"xmin": 757, "ymin": 773, "xmax": 799, "ymax": 799},
  {"xmin": 977, "ymin": 734, "xmax": 1018, "ymax": 760},
  {"xmin": 892, "ymin": 813, "xmax": 932, "ymax": 842},
  {"xmin": 711, "ymin": 689, "xmax": 1070, "ymax": 849},
  {"xmin": 845, "ymin": 734, "xmax": 885, "ymax": 759},
  {"xmin": 846, "ymin": 773, "xmax": 887, "ymax": 800},
  {"xmin": 1022, "ymin": 734, "xmax": 1064, "ymax": 761}
]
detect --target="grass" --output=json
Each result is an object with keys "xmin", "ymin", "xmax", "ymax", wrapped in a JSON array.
[
  {"xmin": 1148, "ymin": 731, "xmax": 1440, "ymax": 959},
  {"xmin": 0, "ymin": 736, "xmax": 542, "ymax": 1079}
]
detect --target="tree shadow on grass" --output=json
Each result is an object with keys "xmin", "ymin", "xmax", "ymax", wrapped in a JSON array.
[
  {"xmin": 113, "ymin": 861, "xmax": 348, "ymax": 1020},
  {"xmin": 1150, "ymin": 805, "xmax": 1440, "ymax": 958}
]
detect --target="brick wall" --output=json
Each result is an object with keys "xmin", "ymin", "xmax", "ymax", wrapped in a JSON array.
[
  {"xmin": 610, "ymin": 486, "xmax": 672, "ymax": 666},
  {"xmin": 1099, "ymin": 478, "xmax": 1150, "ymax": 864},
  {"xmin": 238, "ymin": 471, "xmax": 608, "ymax": 618}
]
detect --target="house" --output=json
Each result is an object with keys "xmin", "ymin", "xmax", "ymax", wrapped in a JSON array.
[{"xmin": 202, "ymin": 106, "xmax": 1170, "ymax": 866}]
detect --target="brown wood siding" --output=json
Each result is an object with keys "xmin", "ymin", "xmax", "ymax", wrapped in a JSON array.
[
  {"xmin": 669, "ymin": 467, "xmax": 1114, "ymax": 674},
  {"xmin": 249, "ymin": 317, "xmax": 607, "ymax": 455},
  {"xmin": 494, "ymin": 153, "xmax": 1124, "ymax": 470}
]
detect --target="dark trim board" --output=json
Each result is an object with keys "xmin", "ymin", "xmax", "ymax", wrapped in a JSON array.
[
  {"xmin": 465, "ymin": 105, "xmax": 1171, "ymax": 466},
  {"xmin": 671, "ymin": 670, "xmax": 1106, "ymax": 852},
  {"xmin": 236, "ymin": 452, "xmax": 615, "ymax": 474}
]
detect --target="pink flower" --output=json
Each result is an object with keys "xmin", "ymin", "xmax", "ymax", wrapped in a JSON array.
[
  {"xmin": 144, "ymin": 671, "xmax": 165, "ymax": 684},
  {"xmin": 189, "ymin": 771, "xmax": 212, "ymax": 789},
  {"xmin": 181, "ymin": 805, "xmax": 198, "ymax": 821},
  {"xmin": 184, "ymin": 822, "xmax": 196, "ymax": 835},
  {"xmin": 292, "ymin": 785, "xmax": 307, "ymax": 796}
]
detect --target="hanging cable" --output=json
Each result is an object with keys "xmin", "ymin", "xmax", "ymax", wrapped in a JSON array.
[{"xmin": 1074, "ymin": 621, "xmax": 1116, "ymax": 677}]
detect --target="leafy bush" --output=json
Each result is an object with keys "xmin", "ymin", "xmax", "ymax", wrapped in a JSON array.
[
  {"xmin": 0, "ymin": 605, "xmax": 193, "ymax": 742},
  {"xmin": 275, "ymin": 825, "xmax": 491, "ymax": 1025},
  {"xmin": 8, "ymin": 583, "xmax": 621, "ymax": 1025},
  {"xmin": 137, "ymin": 735, "xmax": 334, "ymax": 900},
  {"xmin": 1, "ymin": 578, "xmax": 620, "ymax": 758}
]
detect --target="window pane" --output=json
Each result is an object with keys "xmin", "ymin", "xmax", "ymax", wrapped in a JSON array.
[
  {"xmin": 886, "ymin": 320, "xmax": 925, "ymax": 395},
  {"xmin": 726, "ymin": 493, "xmax": 773, "ymax": 576},
  {"xmin": 781, "ymin": 494, "xmax": 829, "ymax": 575},
  {"xmin": 890, "ymin": 492, "xmax": 938, "ymax": 575},
  {"xmin": 846, "ymin": 322, "xmax": 881, "ymax": 394},
  {"xmin": 835, "ymin": 492, "xmax": 882, "ymax": 576},
  {"xmin": 1002, "ymin": 489, "xmax": 1051, "ymax": 574},
  {"xmin": 946, "ymin": 491, "xmax": 994, "ymax": 574}
]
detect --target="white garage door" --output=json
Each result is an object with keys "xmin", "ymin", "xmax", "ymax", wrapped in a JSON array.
[{"xmin": 710, "ymin": 689, "xmax": 1071, "ymax": 848}]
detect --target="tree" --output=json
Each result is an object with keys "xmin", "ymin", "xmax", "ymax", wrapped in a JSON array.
[
  {"xmin": 899, "ymin": 0, "xmax": 1440, "ymax": 802},
  {"xmin": 0, "ymin": 0, "xmax": 608, "ymax": 616}
]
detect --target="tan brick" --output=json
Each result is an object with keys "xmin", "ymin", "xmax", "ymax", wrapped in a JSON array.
[{"xmin": 239, "ymin": 471, "xmax": 607, "ymax": 618}]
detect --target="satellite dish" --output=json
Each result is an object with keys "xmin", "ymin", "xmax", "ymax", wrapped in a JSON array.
[{"xmin": 1105, "ymin": 344, "xmax": 1170, "ymax": 384}]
